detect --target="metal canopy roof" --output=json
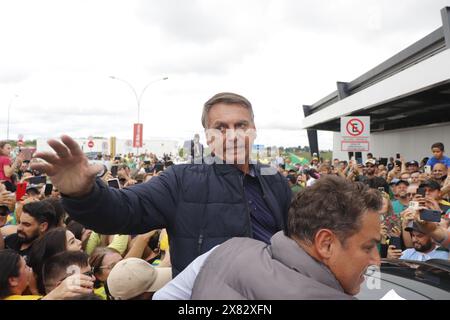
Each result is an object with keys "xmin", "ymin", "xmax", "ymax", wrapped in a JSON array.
[
  {"xmin": 310, "ymin": 80, "xmax": 450, "ymax": 132},
  {"xmin": 303, "ymin": 7, "xmax": 450, "ymax": 133}
]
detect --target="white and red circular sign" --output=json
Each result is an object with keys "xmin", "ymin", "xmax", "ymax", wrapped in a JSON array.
[
  {"xmin": 346, "ymin": 118, "xmax": 365, "ymax": 137},
  {"xmin": 88, "ymin": 140, "xmax": 94, "ymax": 148}
]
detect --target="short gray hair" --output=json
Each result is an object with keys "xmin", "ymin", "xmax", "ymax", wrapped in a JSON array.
[{"xmin": 201, "ymin": 92, "xmax": 254, "ymax": 128}]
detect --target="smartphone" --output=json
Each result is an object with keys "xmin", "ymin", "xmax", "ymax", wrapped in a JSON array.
[
  {"xmin": 107, "ymin": 178, "xmax": 121, "ymax": 189},
  {"xmin": 424, "ymin": 165, "xmax": 432, "ymax": 175},
  {"xmin": 27, "ymin": 175, "xmax": 47, "ymax": 185},
  {"xmin": 144, "ymin": 160, "xmax": 151, "ymax": 165},
  {"xmin": 396, "ymin": 153, "xmax": 400, "ymax": 159},
  {"xmin": 409, "ymin": 201, "xmax": 419, "ymax": 210},
  {"xmin": 44, "ymin": 183, "xmax": 53, "ymax": 196},
  {"xmin": 114, "ymin": 156, "xmax": 121, "ymax": 161},
  {"xmin": 420, "ymin": 209, "xmax": 442, "ymax": 222},
  {"xmin": 417, "ymin": 187, "xmax": 426, "ymax": 197},
  {"xmin": 16, "ymin": 181, "xmax": 28, "ymax": 201},
  {"xmin": 390, "ymin": 236, "xmax": 402, "ymax": 250},
  {"xmin": 110, "ymin": 165, "xmax": 118, "ymax": 177}
]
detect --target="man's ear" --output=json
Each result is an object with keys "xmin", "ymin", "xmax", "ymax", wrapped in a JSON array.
[
  {"xmin": 313, "ymin": 229, "xmax": 338, "ymax": 261},
  {"xmin": 39, "ymin": 222, "xmax": 49, "ymax": 234}
]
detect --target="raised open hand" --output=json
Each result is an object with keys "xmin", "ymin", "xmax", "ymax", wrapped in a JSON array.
[{"xmin": 30, "ymin": 135, "xmax": 102, "ymax": 197}]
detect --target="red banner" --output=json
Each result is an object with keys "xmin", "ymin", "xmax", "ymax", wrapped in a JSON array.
[{"xmin": 133, "ymin": 123, "xmax": 143, "ymax": 148}]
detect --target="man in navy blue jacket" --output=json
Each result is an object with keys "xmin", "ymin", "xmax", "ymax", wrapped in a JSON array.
[{"xmin": 31, "ymin": 92, "xmax": 292, "ymax": 276}]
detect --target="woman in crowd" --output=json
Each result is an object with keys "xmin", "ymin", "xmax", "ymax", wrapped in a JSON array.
[
  {"xmin": 0, "ymin": 141, "xmax": 24, "ymax": 192},
  {"xmin": 28, "ymin": 227, "xmax": 82, "ymax": 294},
  {"xmin": 0, "ymin": 249, "xmax": 93, "ymax": 300}
]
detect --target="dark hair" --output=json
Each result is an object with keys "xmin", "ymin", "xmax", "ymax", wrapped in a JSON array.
[
  {"xmin": 147, "ymin": 230, "xmax": 162, "ymax": 251},
  {"xmin": 41, "ymin": 197, "xmax": 66, "ymax": 227},
  {"xmin": 66, "ymin": 220, "xmax": 84, "ymax": 240},
  {"xmin": 302, "ymin": 168, "xmax": 320, "ymax": 180},
  {"xmin": 202, "ymin": 92, "xmax": 254, "ymax": 128},
  {"xmin": 89, "ymin": 247, "xmax": 121, "ymax": 285},
  {"xmin": 286, "ymin": 174, "xmax": 297, "ymax": 185},
  {"xmin": 22, "ymin": 201, "xmax": 57, "ymax": 229},
  {"xmin": 287, "ymin": 175, "xmax": 382, "ymax": 246},
  {"xmin": 28, "ymin": 227, "xmax": 68, "ymax": 294},
  {"xmin": 42, "ymin": 251, "xmax": 89, "ymax": 294},
  {"xmin": 431, "ymin": 142, "xmax": 444, "ymax": 151},
  {"xmin": 0, "ymin": 249, "xmax": 21, "ymax": 298},
  {"xmin": 0, "ymin": 141, "xmax": 11, "ymax": 156}
]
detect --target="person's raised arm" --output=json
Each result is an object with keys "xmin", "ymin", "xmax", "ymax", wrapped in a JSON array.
[{"xmin": 31, "ymin": 135, "xmax": 177, "ymax": 235}]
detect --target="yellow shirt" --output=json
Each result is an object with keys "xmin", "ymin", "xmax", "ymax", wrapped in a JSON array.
[
  {"xmin": 94, "ymin": 286, "xmax": 107, "ymax": 300},
  {"xmin": 3, "ymin": 295, "xmax": 42, "ymax": 300},
  {"xmin": 159, "ymin": 232, "xmax": 169, "ymax": 251}
]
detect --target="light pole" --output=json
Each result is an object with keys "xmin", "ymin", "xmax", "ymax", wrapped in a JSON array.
[
  {"xmin": 109, "ymin": 76, "xmax": 168, "ymax": 155},
  {"xmin": 7, "ymin": 94, "xmax": 19, "ymax": 141}
]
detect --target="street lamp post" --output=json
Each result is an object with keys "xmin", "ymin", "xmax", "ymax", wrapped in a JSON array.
[
  {"xmin": 109, "ymin": 76, "xmax": 168, "ymax": 156},
  {"xmin": 6, "ymin": 94, "xmax": 19, "ymax": 141}
]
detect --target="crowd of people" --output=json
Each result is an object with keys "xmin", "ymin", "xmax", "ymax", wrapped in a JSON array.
[{"xmin": 1, "ymin": 92, "xmax": 449, "ymax": 300}]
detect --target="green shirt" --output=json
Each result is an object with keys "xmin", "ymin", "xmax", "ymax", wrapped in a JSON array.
[{"xmin": 392, "ymin": 200, "xmax": 407, "ymax": 216}]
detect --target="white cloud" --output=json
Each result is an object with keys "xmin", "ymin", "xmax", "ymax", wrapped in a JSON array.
[{"xmin": 1, "ymin": 0, "xmax": 449, "ymax": 153}]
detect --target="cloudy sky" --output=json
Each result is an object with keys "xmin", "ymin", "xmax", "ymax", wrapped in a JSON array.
[{"xmin": 1, "ymin": 0, "xmax": 449, "ymax": 150}]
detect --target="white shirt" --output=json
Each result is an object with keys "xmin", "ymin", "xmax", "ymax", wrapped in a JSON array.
[{"xmin": 152, "ymin": 246, "xmax": 218, "ymax": 300}]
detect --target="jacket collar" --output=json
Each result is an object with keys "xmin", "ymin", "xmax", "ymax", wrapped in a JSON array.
[
  {"xmin": 269, "ymin": 231, "xmax": 349, "ymax": 295},
  {"xmin": 208, "ymin": 156, "xmax": 259, "ymax": 177}
]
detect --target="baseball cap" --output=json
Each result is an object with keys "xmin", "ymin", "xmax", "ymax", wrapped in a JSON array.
[
  {"xmin": 391, "ymin": 179, "xmax": 409, "ymax": 186},
  {"xmin": 365, "ymin": 159, "xmax": 376, "ymax": 166},
  {"xmin": 406, "ymin": 160, "xmax": 419, "ymax": 167},
  {"xmin": 419, "ymin": 179, "xmax": 441, "ymax": 190},
  {"xmin": 107, "ymin": 258, "xmax": 172, "ymax": 300},
  {"xmin": 404, "ymin": 221, "xmax": 427, "ymax": 234}
]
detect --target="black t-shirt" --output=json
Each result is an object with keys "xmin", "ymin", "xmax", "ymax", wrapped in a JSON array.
[{"xmin": 4, "ymin": 233, "xmax": 33, "ymax": 264}]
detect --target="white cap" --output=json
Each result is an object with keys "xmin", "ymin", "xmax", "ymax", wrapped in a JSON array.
[{"xmin": 107, "ymin": 258, "xmax": 172, "ymax": 300}]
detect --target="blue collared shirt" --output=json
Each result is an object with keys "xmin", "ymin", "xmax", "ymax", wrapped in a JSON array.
[{"xmin": 243, "ymin": 167, "xmax": 278, "ymax": 244}]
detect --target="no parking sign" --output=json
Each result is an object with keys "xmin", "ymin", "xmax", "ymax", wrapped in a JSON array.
[{"xmin": 340, "ymin": 117, "xmax": 370, "ymax": 151}]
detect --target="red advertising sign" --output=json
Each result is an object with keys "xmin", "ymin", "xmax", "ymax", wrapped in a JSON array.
[
  {"xmin": 133, "ymin": 123, "xmax": 143, "ymax": 148},
  {"xmin": 88, "ymin": 140, "xmax": 94, "ymax": 148}
]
